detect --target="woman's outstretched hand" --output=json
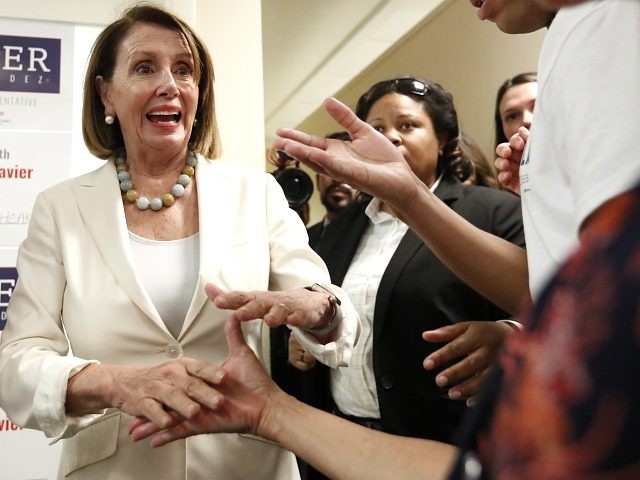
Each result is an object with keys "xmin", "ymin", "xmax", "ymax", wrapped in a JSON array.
[{"xmin": 205, "ymin": 283, "xmax": 337, "ymax": 335}]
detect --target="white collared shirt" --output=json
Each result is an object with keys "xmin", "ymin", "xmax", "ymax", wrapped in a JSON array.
[{"xmin": 330, "ymin": 176, "xmax": 441, "ymax": 418}]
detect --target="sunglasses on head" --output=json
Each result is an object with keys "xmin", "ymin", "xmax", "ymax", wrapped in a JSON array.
[{"xmin": 356, "ymin": 77, "xmax": 429, "ymax": 118}]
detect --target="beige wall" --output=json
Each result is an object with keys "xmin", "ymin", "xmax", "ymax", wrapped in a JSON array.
[
  {"xmin": 0, "ymin": 0, "xmax": 266, "ymax": 170},
  {"xmin": 301, "ymin": 0, "xmax": 545, "ymax": 226}
]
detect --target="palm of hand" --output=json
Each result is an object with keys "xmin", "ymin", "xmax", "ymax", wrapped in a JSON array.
[{"xmin": 325, "ymin": 131, "xmax": 415, "ymax": 204}]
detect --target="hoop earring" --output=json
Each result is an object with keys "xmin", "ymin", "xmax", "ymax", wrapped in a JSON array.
[{"xmin": 105, "ymin": 114, "xmax": 115, "ymax": 125}]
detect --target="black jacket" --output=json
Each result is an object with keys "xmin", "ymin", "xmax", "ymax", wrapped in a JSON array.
[{"xmin": 312, "ymin": 175, "xmax": 525, "ymax": 443}]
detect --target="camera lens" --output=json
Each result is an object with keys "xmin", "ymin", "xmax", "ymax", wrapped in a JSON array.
[{"xmin": 272, "ymin": 168, "xmax": 314, "ymax": 210}]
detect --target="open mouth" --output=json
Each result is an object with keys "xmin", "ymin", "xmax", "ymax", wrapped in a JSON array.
[{"xmin": 146, "ymin": 110, "xmax": 182, "ymax": 124}]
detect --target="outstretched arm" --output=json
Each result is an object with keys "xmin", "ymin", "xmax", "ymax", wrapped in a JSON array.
[
  {"xmin": 274, "ymin": 98, "xmax": 529, "ymax": 314},
  {"xmin": 130, "ymin": 316, "xmax": 457, "ymax": 480}
]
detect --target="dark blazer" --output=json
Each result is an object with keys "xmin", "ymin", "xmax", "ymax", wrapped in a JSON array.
[
  {"xmin": 306, "ymin": 220, "xmax": 325, "ymax": 251},
  {"xmin": 313, "ymin": 175, "xmax": 525, "ymax": 444}
]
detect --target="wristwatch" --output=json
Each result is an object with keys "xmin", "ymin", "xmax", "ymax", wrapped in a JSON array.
[{"xmin": 304, "ymin": 283, "xmax": 341, "ymax": 334}]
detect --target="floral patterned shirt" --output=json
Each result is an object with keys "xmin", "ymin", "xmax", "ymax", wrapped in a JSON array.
[{"xmin": 451, "ymin": 184, "xmax": 640, "ymax": 479}]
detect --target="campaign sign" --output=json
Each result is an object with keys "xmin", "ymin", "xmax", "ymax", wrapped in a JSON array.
[
  {"xmin": 0, "ymin": 35, "xmax": 61, "ymax": 94},
  {"xmin": 0, "ymin": 267, "xmax": 17, "ymax": 330}
]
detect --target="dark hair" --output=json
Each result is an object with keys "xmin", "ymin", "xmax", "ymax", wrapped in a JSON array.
[
  {"xmin": 355, "ymin": 75, "xmax": 462, "ymax": 178},
  {"xmin": 454, "ymin": 131, "xmax": 500, "ymax": 189},
  {"xmin": 325, "ymin": 131, "xmax": 351, "ymax": 142},
  {"xmin": 494, "ymin": 72, "xmax": 537, "ymax": 149},
  {"xmin": 82, "ymin": 4, "xmax": 221, "ymax": 159}
]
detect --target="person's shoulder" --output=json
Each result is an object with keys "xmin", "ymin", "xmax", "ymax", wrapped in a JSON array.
[
  {"xmin": 197, "ymin": 157, "xmax": 275, "ymax": 190},
  {"xmin": 307, "ymin": 221, "xmax": 323, "ymax": 233},
  {"xmin": 198, "ymin": 156, "xmax": 266, "ymax": 177},
  {"xmin": 40, "ymin": 160, "xmax": 111, "ymax": 199}
]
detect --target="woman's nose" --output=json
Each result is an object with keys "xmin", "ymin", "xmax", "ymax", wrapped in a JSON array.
[
  {"xmin": 156, "ymin": 69, "xmax": 179, "ymax": 97},
  {"xmin": 522, "ymin": 109, "xmax": 534, "ymax": 129},
  {"xmin": 383, "ymin": 129, "xmax": 402, "ymax": 146}
]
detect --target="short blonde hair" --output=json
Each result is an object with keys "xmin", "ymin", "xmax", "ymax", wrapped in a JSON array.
[{"xmin": 82, "ymin": 4, "xmax": 221, "ymax": 159}]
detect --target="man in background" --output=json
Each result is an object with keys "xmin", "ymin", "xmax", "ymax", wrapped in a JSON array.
[{"xmin": 307, "ymin": 131, "xmax": 359, "ymax": 249}]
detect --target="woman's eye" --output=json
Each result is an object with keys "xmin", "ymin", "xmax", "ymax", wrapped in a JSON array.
[
  {"xmin": 372, "ymin": 126, "xmax": 384, "ymax": 133},
  {"xmin": 176, "ymin": 64, "xmax": 193, "ymax": 77},
  {"xmin": 504, "ymin": 112, "xmax": 520, "ymax": 122},
  {"xmin": 134, "ymin": 63, "xmax": 152, "ymax": 75},
  {"xmin": 400, "ymin": 122, "xmax": 414, "ymax": 130}
]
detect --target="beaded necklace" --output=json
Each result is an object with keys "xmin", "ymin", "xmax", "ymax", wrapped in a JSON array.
[{"xmin": 116, "ymin": 151, "xmax": 197, "ymax": 211}]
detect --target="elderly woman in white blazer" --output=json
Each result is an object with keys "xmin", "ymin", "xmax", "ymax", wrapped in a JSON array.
[{"xmin": 0, "ymin": 5, "xmax": 358, "ymax": 480}]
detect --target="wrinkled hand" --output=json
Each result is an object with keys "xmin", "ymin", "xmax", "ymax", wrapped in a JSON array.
[
  {"xmin": 205, "ymin": 284, "xmax": 335, "ymax": 332},
  {"xmin": 495, "ymin": 126, "xmax": 529, "ymax": 195},
  {"xmin": 288, "ymin": 333, "xmax": 317, "ymax": 371},
  {"xmin": 422, "ymin": 321, "xmax": 514, "ymax": 406},
  {"xmin": 129, "ymin": 315, "xmax": 282, "ymax": 447},
  {"xmin": 111, "ymin": 358, "xmax": 224, "ymax": 429},
  {"xmin": 273, "ymin": 97, "xmax": 422, "ymax": 213}
]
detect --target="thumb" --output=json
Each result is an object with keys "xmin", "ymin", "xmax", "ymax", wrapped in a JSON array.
[
  {"xmin": 323, "ymin": 97, "xmax": 371, "ymax": 140},
  {"xmin": 205, "ymin": 283, "xmax": 226, "ymax": 301},
  {"xmin": 518, "ymin": 125, "xmax": 530, "ymax": 142},
  {"xmin": 224, "ymin": 315, "xmax": 248, "ymax": 354}
]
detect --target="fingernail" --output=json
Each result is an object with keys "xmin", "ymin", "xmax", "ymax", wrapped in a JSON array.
[
  {"xmin": 214, "ymin": 370, "xmax": 225, "ymax": 382},
  {"xmin": 449, "ymin": 389, "xmax": 462, "ymax": 400},
  {"xmin": 424, "ymin": 359, "xmax": 434, "ymax": 370},
  {"xmin": 435, "ymin": 375, "xmax": 448, "ymax": 387}
]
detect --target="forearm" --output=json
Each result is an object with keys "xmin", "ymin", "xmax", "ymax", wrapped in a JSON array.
[
  {"xmin": 390, "ymin": 176, "xmax": 529, "ymax": 314},
  {"xmin": 259, "ymin": 392, "xmax": 456, "ymax": 480}
]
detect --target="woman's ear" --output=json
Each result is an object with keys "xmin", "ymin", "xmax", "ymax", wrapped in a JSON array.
[
  {"xmin": 95, "ymin": 76, "xmax": 112, "ymax": 111},
  {"xmin": 437, "ymin": 137, "xmax": 445, "ymax": 157}
]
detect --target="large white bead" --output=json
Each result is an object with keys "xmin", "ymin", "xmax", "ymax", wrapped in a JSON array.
[
  {"xmin": 171, "ymin": 183, "xmax": 186, "ymax": 197},
  {"xmin": 150, "ymin": 198, "xmax": 163, "ymax": 211},
  {"xmin": 136, "ymin": 197, "xmax": 150, "ymax": 210},
  {"xmin": 178, "ymin": 174, "xmax": 191, "ymax": 186}
]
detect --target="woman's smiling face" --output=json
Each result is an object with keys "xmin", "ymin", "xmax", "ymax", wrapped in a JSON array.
[{"xmin": 97, "ymin": 22, "xmax": 199, "ymax": 157}]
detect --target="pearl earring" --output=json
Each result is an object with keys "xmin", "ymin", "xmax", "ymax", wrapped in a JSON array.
[{"xmin": 105, "ymin": 114, "xmax": 115, "ymax": 125}]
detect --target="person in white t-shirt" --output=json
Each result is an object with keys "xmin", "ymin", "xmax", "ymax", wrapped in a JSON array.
[
  {"xmin": 275, "ymin": 0, "xmax": 640, "ymax": 305},
  {"xmin": 496, "ymin": 0, "xmax": 640, "ymax": 295}
]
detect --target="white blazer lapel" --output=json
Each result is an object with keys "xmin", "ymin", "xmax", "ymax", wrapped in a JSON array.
[
  {"xmin": 180, "ymin": 157, "xmax": 234, "ymax": 337},
  {"xmin": 71, "ymin": 161, "xmax": 165, "ymax": 329}
]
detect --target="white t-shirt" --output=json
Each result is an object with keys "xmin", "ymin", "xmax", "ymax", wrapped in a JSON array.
[{"xmin": 521, "ymin": 0, "xmax": 640, "ymax": 298}]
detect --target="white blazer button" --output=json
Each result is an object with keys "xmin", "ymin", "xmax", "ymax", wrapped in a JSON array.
[{"xmin": 165, "ymin": 343, "xmax": 182, "ymax": 358}]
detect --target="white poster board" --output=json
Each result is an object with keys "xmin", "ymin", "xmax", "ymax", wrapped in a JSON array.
[{"xmin": 0, "ymin": 17, "xmax": 102, "ymax": 480}]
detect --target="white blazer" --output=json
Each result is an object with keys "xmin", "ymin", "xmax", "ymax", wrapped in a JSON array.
[{"xmin": 0, "ymin": 156, "xmax": 359, "ymax": 480}]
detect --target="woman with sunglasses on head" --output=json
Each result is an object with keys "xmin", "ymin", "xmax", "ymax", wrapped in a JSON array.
[{"xmin": 288, "ymin": 76, "xmax": 525, "ymax": 463}]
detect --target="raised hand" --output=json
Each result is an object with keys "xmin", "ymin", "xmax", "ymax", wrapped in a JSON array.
[
  {"xmin": 273, "ymin": 97, "xmax": 422, "ymax": 213},
  {"xmin": 495, "ymin": 126, "xmax": 529, "ymax": 195},
  {"xmin": 129, "ymin": 315, "xmax": 281, "ymax": 447},
  {"xmin": 422, "ymin": 321, "xmax": 514, "ymax": 406},
  {"xmin": 205, "ymin": 283, "xmax": 336, "ymax": 333}
]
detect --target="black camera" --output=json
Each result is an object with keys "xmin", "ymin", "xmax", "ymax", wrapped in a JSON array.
[{"xmin": 271, "ymin": 151, "xmax": 314, "ymax": 211}]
